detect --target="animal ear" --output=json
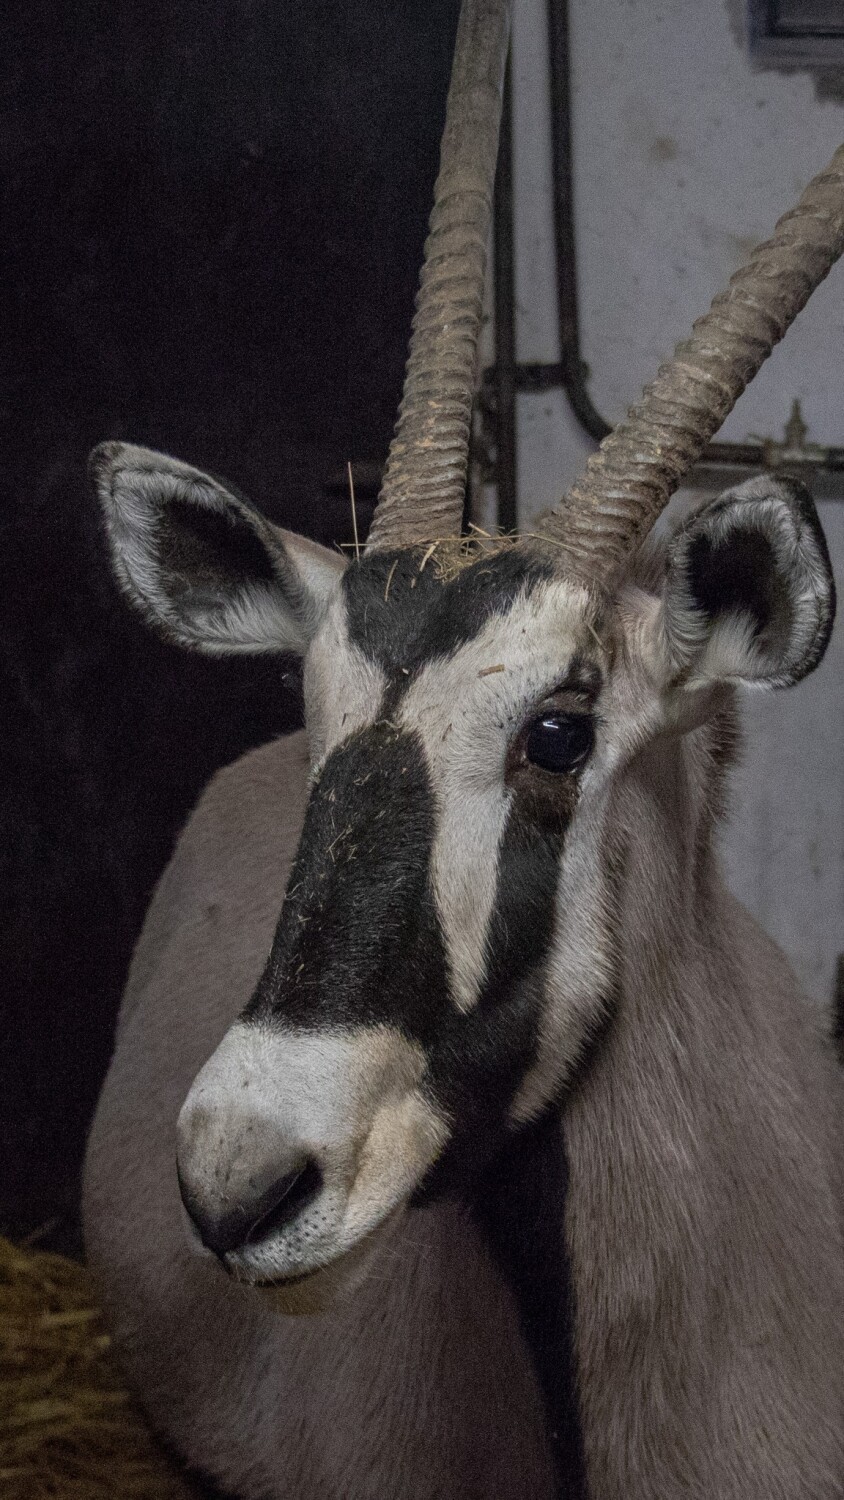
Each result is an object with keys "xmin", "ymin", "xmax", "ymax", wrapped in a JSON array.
[
  {"xmin": 660, "ymin": 476, "xmax": 835, "ymax": 690},
  {"xmin": 90, "ymin": 442, "xmax": 346, "ymax": 655}
]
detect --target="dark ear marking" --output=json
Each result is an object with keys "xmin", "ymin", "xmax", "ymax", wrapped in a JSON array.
[
  {"xmin": 664, "ymin": 475, "xmax": 836, "ymax": 689},
  {"xmin": 88, "ymin": 441, "xmax": 344, "ymax": 657},
  {"xmin": 685, "ymin": 526, "xmax": 783, "ymax": 643},
  {"xmin": 157, "ymin": 498, "xmax": 278, "ymax": 611}
]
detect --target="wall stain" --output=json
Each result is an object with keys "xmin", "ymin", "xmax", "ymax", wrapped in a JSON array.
[{"xmin": 649, "ymin": 134, "xmax": 677, "ymax": 163}]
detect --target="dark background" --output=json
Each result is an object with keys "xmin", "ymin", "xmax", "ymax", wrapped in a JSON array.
[{"xmin": 1, "ymin": 0, "xmax": 460, "ymax": 1248}]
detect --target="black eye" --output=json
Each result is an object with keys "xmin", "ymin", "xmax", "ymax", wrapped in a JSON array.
[{"xmin": 524, "ymin": 713, "xmax": 594, "ymax": 774}]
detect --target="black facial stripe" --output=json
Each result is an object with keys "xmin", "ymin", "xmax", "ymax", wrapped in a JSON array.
[
  {"xmin": 414, "ymin": 970, "xmax": 543, "ymax": 1198},
  {"xmin": 243, "ymin": 725, "xmax": 450, "ymax": 1037},
  {"xmin": 479, "ymin": 787, "xmax": 570, "ymax": 1008},
  {"xmin": 419, "ymin": 781, "xmax": 575, "ymax": 1193},
  {"xmin": 243, "ymin": 550, "xmax": 607, "ymax": 1202},
  {"xmin": 342, "ymin": 547, "xmax": 555, "ymax": 680}
]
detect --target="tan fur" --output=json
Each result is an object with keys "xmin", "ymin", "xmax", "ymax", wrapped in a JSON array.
[
  {"xmin": 83, "ymin": 733, "xmax": 554, "ymax": 1500},
  {"xmin": 566, "ymin": 732, "xmax": 844, "ymax": 1498},
  {"xmin": 84, "ymin": 711, "xmax": 844, "ymax": 1498},
  {"xmin": 83, "ymin": 461, "xmax": 844, "ymax": 1496}
]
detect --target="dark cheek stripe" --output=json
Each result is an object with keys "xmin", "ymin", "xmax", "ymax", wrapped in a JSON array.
[
  {"xmin": 421, "ymin": 786, "xmax": 573, "ymax": 1191},
  {"xmin": 479, "ymin": 790, "xmax": 571, "ymax": 1008}
]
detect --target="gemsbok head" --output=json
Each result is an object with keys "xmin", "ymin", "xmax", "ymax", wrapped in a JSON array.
[{"xmin": 89, "ymin": 0, "xmax": 844, "ymax": 1313}]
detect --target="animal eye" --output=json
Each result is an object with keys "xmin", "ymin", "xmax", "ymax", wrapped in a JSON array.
[{"xmin": 524, "ymin": 713, "xmax": 594, "ymax": 774}]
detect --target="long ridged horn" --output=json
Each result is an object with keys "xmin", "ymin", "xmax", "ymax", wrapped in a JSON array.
[
  {"xmin": 535, "ymin": 143, "xmax": 844, "ymax": 585},
  {"xmin": 365, "ymin": 0, "xmax": 512, "ymax": 552}
]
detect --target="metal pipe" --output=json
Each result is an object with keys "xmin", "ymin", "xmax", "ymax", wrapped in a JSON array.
[
  {"xmin": 547, "ymin": 0, "xmax": 611, "ymax": 443},
  {"xmin": 536, "ymin": 139, "xmax": 844, "ymax": 579},
  {"xmin": 493, "ymin": 56, "xmax": 519, "ymax": 533},
  {"xmin": 544, "ymin": 0, "xmax": 844, "ymax": 473},
  {"xmin": 483, "ymin": 0, "xmax": 844, "ymax": 525}
]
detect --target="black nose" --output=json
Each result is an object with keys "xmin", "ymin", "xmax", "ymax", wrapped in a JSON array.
[{"xmin": 178, "ymin": 1159, "xmax": 323, "ymax": 1257}]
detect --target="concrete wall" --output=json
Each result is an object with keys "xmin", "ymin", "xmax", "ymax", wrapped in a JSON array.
[{"xmin": 507, "ymin": 0, "xmax": 844, "ymax": 1003}]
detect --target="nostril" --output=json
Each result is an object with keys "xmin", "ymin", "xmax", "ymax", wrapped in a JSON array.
[
  {"xmin": 246, "ymin": 1159, "xmax": 323, "ymax": 1244},
  {"xmin": 177, "ymin": 1157, "xmax": 323, "ymax": 1258}
]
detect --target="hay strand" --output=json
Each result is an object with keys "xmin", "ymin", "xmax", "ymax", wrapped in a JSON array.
[
  {"xmin": 340, "ymin": 526, "xmax": 523, "ymax": 583},
  {"xmin": 347, "ymin": 461, "xmax": 361, "ymax": 563},
  {"xmin": 0, "ymin": 1236, "xmax": 192, "ymax": 1499}
]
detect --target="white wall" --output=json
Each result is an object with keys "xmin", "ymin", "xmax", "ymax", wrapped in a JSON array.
[{"xmin": 507, "ymin": 0, "xmax": 844, "ymax": 1003}]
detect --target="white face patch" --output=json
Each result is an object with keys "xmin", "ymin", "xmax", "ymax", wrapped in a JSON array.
[
  {"xmin": 303, "ymin": 593, "xmax": 388, "ymax": 771},
  {"xmin": 509, "ymin": 789, "xmax": 617, "ymax": 1124},
  {"xmin": 399, "ymin": 578, "xmax": 597, "ymax": 1012},
  {"xmin": 177, "ymin": 1022, "xmax": 448, "ymax": 1285}
]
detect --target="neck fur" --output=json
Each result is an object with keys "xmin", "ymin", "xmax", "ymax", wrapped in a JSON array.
[{"xmin": 559, "ymin": 727, "xmax": 844, "ymax": 1498}]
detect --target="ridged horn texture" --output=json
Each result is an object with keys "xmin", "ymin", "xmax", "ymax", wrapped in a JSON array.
[
  {"xmin": 365, "ymin": 0, "xmax": 512, "ymax": 552},
  {"xmin": 536, "ymin": 142, "xmax": 844, "ymax": 586}
]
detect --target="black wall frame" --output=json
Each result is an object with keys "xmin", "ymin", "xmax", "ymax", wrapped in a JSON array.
[
  {"xmin": 483, "ymin": 0, "xmax": 844, "ymax": 530},
  {"xmin": 748, "ymin": 1, "xmax": 844, "ymax": 68}
]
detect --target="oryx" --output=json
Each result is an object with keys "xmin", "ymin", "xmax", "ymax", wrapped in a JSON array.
[{"xmin": 83, "ymin": 2, "xmax": 844, "ymax": 1495}]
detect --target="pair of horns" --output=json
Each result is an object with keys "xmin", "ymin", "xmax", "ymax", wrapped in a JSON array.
[{"xmin": 366, "ymin": 0, "xmax": 844, "ymax": 585}]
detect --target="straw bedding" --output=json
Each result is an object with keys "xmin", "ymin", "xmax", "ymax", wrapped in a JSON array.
[{"xmin": 0, "ymin": 1236, "xmax": 192, "ymax": 1500}]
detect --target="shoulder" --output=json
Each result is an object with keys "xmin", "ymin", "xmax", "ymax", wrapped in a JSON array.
[
  {"xmin": 118, "ymin": 731, "xmax": 310, "ymax": 1025},
  {"xmin": 177, "ymin": 730, "xmax": 310, "ymax": 892}
]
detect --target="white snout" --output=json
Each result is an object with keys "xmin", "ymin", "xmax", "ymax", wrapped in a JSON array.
[{"xmin": 176, "ymin": 1021, "xmax": 448, "ymax": 1296}]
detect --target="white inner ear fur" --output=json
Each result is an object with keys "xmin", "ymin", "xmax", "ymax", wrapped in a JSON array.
[
  {"xmin": 175, "ymin": 576, "xmax": 316, "ymax": 656},
  {"xmin": 93, "ymin": 442, "xmax": 346, "ymax": 657}
]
